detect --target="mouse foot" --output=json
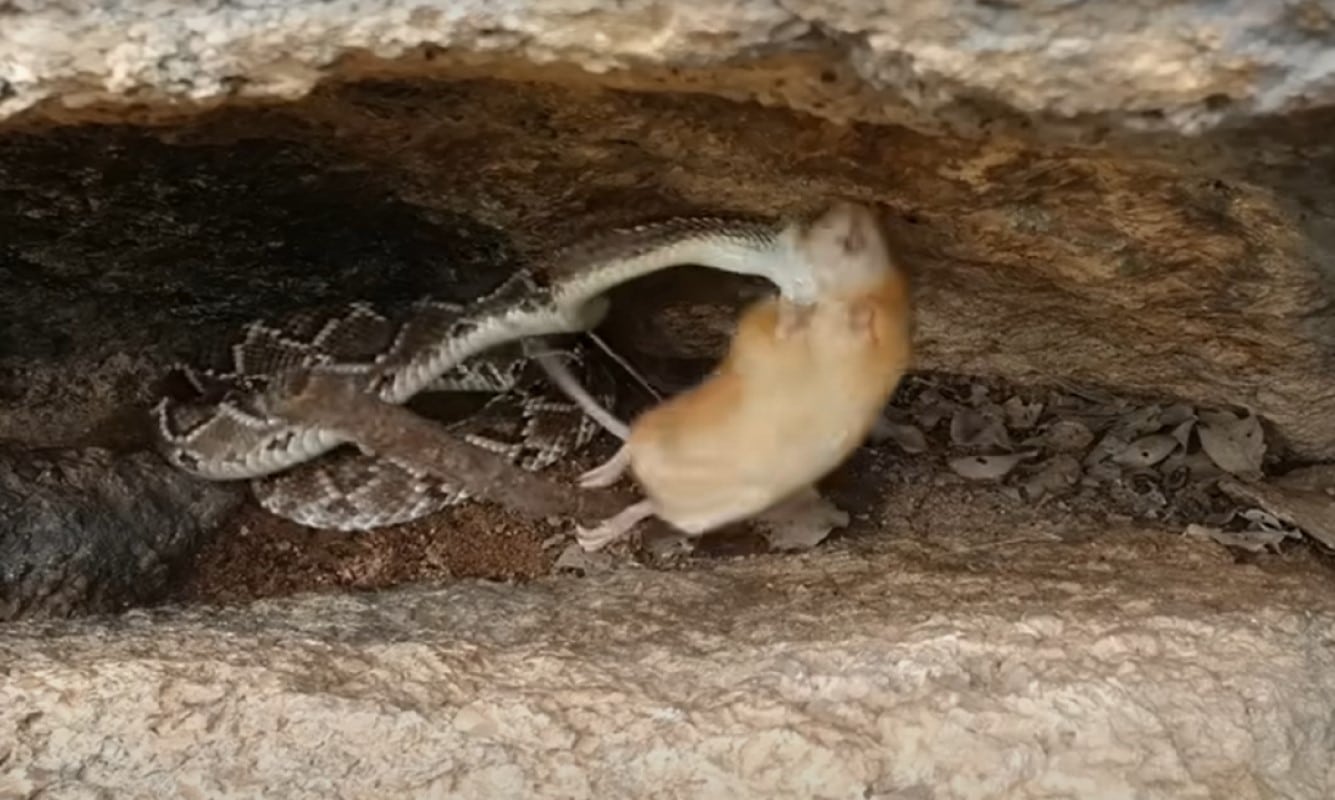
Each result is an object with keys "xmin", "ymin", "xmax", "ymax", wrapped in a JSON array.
[
  {"xmin": 574, "ymin": 524, "xmax": 623, "ymax": 553},
  {"xmin": 576, "ymin": 499, "xmax": 655, "ymax": 552},
  {"xmin": 579, "ymin": 444, "xmax": 631, "ymax": 489}
]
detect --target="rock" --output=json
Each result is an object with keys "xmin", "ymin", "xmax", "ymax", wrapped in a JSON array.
[
  {"xmin": 2, "ymin": 534, "xmax": 1334, "ymax": 798},
  {"xmin": 3, "ymin": 72, "xmax": 1333, "ymax": 460},
  {"xmin": 2, "ymin": 1, "xmax": 1333, "ymax": 140},
  {"xmin": 2, "ymin": 80, "xmax": 1335, "ymax": 462},
  {"xmin": 0, "ymin": 446, "xmax": 242, "ymax": 620}
]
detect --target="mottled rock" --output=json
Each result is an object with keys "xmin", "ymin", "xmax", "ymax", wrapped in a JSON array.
[
  {"xmin": 5, "ymin": 80, "xmax": 1335, "ymax": 460},
  {"xmin": 0, "ymin": 446, "xmax": 241, "ymax": 620},
  {"xmin": 2, "ymin": 533, "xmax": 1334, "ymax": 798},
  {"xmin": 3, "ymin": 0, "xmax": 1335, "ymax": 139}
]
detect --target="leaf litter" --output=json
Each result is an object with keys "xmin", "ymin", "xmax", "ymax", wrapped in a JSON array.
[{"xmin": 883, "ymin": 371, "xmax": 1329, "ymax": 554}]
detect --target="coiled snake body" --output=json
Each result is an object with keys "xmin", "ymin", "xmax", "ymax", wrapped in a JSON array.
[{"xmin": 152, "ymin": 211, "xmax": 827, "ymax": 530}]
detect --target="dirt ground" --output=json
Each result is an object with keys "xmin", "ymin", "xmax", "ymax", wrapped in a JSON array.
[{"xmin": 173, "ymin": 385, "xmax": 1331, "ymax": 608}]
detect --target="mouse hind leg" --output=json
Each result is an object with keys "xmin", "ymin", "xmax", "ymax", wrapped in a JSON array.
[
  {"xmin": 579, "ymin": 443, "xmax": 631, "ymax": 488},
  {"xmin": 577, "ymin": 498, "xmax": 656, "ymax": 552}
]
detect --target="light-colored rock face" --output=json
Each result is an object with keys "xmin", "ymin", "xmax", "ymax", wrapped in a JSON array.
[
  {"xmin": 3, "ymin": 532, "xmax": 1335, "ymax": 799},
  {"xmin": 3, "ymin": 0, "xmax": 1335, "ymax": 137}
]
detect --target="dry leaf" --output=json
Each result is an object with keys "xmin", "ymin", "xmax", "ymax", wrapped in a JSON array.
[
  {"xmin": 641, "ymin": 529, "xmax": 694, "ymax": 561},
  {"xmin": 1217, "ymin": 477, "xmax": 1335, "ymax": 550},
  {"xmin": 870, "ymin": 419, "xmax": 928, "ymax": 453},
  {"xmin": 1057, "ymin": 383, "xmax": 1123, "ymax": 408},
  {"xmin": 1159, "ymin": 403, "xmax": 1197, "ymax": 427},
  {"xmin": 1034, "ymin": 419, "xmax": 1095, "ymax": 453},
  {"xmin": 1180, "ymin": 449, "xmax": 1225, "ymax": 481},
  {"xmin": 1239, "ymin": 508, "xmax": 1293, "ymax": 533},
  {"xmin": 754, "ymin": 493, "xmax": 849, "ymax": 551},
  {"xmin": 1183, "ymin": 523, "xmax": 1292, "ymax": 553},
  {"xmin": 1003, "ymin": 396, "xmax": 1044, "ymax": 430},
  {"xmin": 1197, "ymin": 411, "xmax": 1265, "ymax": 477},
  {"xmin": 950, "ymin": 407, "xmax": 1010, "ymax": 449},
  {"xmin": 553, "ymin": 542, "xmax": 617, "ymax": 574},
  {"xmin": 1111, "ymin": 405, "xmax": 1163, "ymax": 438},
  {"xmin": 913, "ymin": 388, "xmax": 952, "ymax": 430},
  {"xmin": 1082, "ymin": 460, "xmax": 1123, "ymax": 486},
  {"xmin": 1084, "ymin": 430, "xmax": 1130, "ymax": 466},
  {"xmin": 1108, "ymin": 471, "xmax": 1168, "ymax": 516},
  {"xmin": 1113, "ymin": 434, "xmax": 1179, "ymax": 468},
  {"xmin": 949, "ymin": 451, "xmax": 1036, "ymax": 481},
  {"xmin": 1168, "ymin": 419, "xmax": 1196, "ymax": 448},
  {"xmin": 965, "ymin": 383, "xmax": 991, "ymax": 407},
  {"xmin": 1021, "ymin": 454, "xmax": 1082, "ymax": 500},
  {"xmin": 1159, "ymin": 459, "xmax": 1190, "ymax": 490}
]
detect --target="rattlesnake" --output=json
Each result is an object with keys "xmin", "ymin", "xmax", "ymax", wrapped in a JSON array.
[{"xmin": 152, "ymin": 208, "xmax": 836, "ymax": 531}]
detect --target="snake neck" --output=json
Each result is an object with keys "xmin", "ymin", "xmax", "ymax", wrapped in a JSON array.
[
  {"xmin": 540, "ymin": 215, "xmax": 808, "ymax": 312},
  {"xmin": 376, "ymin": 214, "xmax": 806, "ymax": 405}
]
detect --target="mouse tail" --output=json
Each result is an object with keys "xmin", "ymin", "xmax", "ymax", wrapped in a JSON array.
[{"xmin": 524, "ymin": 337, "xmax": 631, "ymax": 441}]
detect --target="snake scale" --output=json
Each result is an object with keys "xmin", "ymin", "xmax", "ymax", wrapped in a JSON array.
[{"xmin": 152, "ymin": 208, "xmax": 832, "ymax": 531}]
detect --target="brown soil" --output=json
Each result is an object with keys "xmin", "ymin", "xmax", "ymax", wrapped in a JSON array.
[
  {"xmin": 174, "ymin": 453, "xmax": 596, "ymax": 606},
  {"xmin": 174, "ymin": 426, "xmax": 1327, "ymax": 607}
]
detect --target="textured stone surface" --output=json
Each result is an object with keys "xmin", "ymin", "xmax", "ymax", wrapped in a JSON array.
[
  {"xmin": 5, "ymin": 2, "xmax": 1335, "ymax": 460},
  {"xmin": 2, "ymin": 532, "xmax": 1334, "ymax": 798},
  {"xmin": 3, "ymin": 0, "xmax": 1335, "ymax": 138},
  {"xmin": 0, "ymin": 446, "xmax": 241, "ymax": 620},
  {"xmin": 0, "ymin": 125, "xmax": 522, "ymax": 450},
  {"xmin": 4, "ymin": 80, "xmax": 1335, "ymax": 461}
]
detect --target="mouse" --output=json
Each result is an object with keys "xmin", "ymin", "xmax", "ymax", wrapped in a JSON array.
[{"xmin": 531, "ymin": 200, "xmax": 913, "ymax": 552}]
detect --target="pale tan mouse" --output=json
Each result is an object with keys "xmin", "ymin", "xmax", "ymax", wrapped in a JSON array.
[{"xmin": 534, "ymin": 200, "xmax": 913, "ymax": 551}]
